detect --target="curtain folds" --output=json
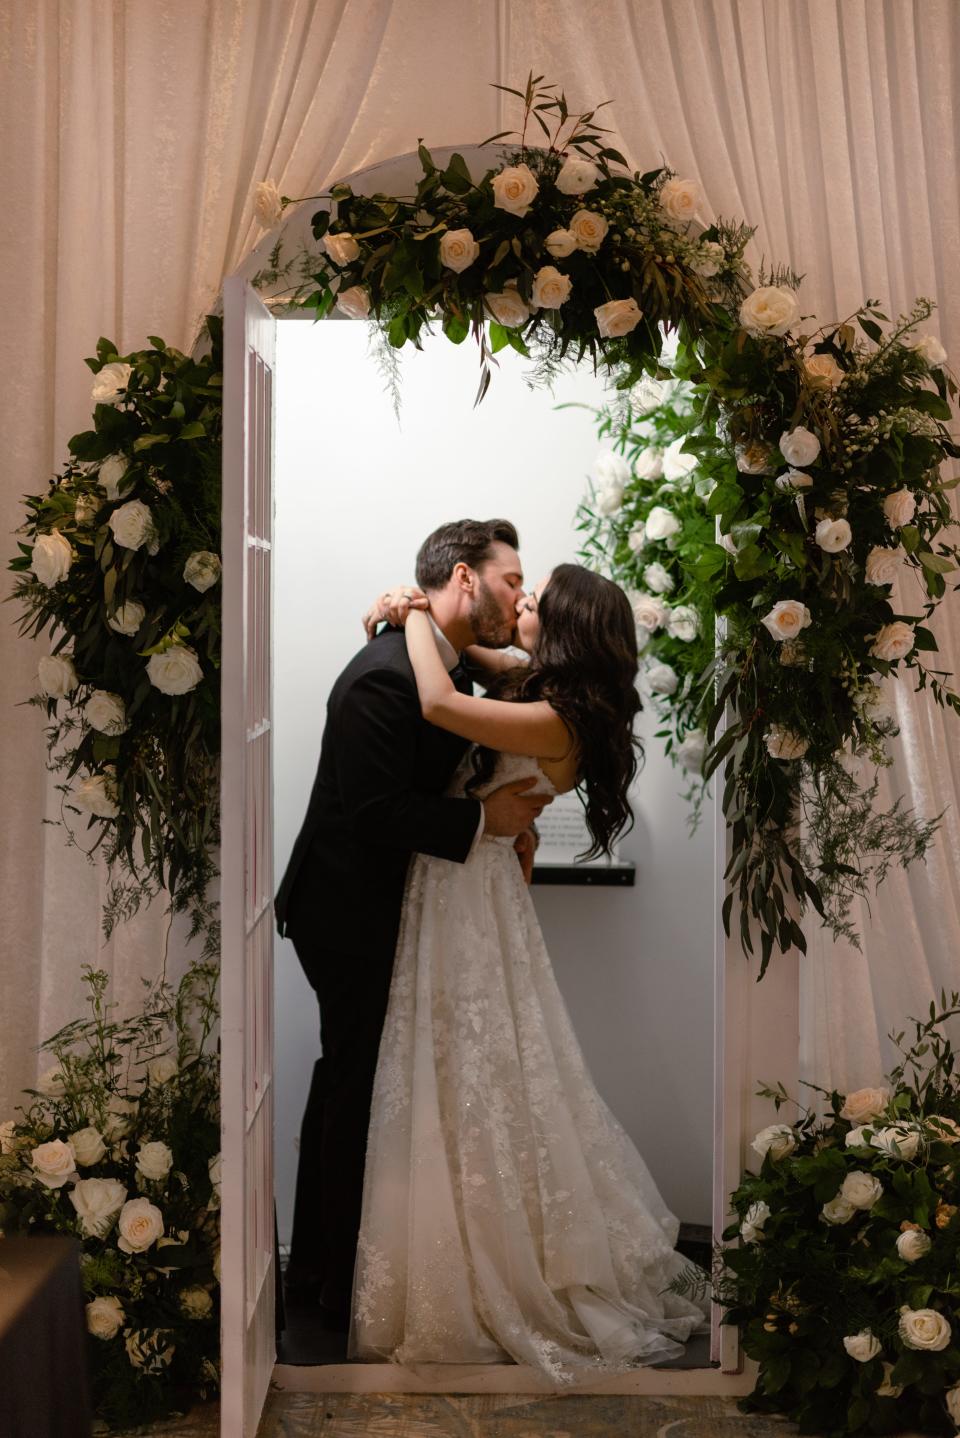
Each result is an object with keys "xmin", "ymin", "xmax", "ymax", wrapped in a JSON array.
[{"xmin": 1, "ymin": 0, "xmax": 957, "ymax": 1108}]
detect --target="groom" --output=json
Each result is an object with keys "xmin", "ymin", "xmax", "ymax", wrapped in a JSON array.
[{"xmin": 275, "ymin": 518, "xmax": 549, "ymax": 1327}]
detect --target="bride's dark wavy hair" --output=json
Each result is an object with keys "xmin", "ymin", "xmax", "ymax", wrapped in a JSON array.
[{"xmin": 468, "ymin": 563, "xmax": 642, "ymax": 859}]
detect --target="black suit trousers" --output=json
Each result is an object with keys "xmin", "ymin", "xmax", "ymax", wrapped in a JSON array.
[{"xmin": 284, "ymin": 885, "xmax": 395, "ymax": 1311}]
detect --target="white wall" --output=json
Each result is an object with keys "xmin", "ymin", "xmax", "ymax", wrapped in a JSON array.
[{"xmin": 273, "ymin": 320, "xmax": 716, "ymax": 1239}]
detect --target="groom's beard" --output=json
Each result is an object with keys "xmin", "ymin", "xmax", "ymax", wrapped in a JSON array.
[{"xmin": 469, "ymin": 579, "xmax": 516, "ymax": 648}]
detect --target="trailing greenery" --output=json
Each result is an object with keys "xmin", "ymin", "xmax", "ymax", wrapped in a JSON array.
[{"xmin": 717, "ymin": 1000, "xmax": 960, "ymax": 1435}]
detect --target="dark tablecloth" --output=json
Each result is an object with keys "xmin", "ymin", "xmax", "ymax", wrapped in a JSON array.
[{"xmin": 0, "ymin": 1235, "xmax": 91, "ymax": 1438}]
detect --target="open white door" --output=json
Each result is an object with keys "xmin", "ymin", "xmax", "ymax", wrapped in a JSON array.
[{"xmin": 221, "ymin": 276, "xmax": 277, "ymax": 1436}]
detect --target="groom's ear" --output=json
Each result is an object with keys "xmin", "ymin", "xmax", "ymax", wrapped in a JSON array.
[{"xmin": 452, "ymin": 561, "xmax": 475, "ymax": 593}]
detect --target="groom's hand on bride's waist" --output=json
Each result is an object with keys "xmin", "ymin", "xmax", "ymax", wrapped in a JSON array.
[{"xmin": 482, "ymin": 777, "xmax": 552, "ymax": 838}]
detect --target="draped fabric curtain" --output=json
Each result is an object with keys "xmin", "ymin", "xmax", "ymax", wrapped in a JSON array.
[{"xmin": 1, "ymin": 0, "xmax": 957, "ymax": 1110}]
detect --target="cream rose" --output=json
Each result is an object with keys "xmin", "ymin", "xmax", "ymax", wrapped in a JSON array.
[
  {"xmin": 30, "ymin": 1139, "xmax": 77, "ymax": 1189},
  {"xmin": 739, "ymin": 285, "xmax": 800, "ymax": 337},
  {"xmin": 86, "ymin": 1295, "xmax": 125, "ymax": 1340},
  {"xmin": 180, "ymin": 1285, "xmax": 214, "ymax": 1320},
  {"xmin": 761, "ymin": 600, "xmax": 812, "ymax": 642},
  {"xmin": 660, "ymin": 177, "xmax": 700, "ymax": 225},
  {"xmin": 555, "ymin": 155, "xmax": 600, "ymax": 195},
  {"xmin": 125, "ymin": 1328, "xmax": 175, "ymax": 1373},
  {"xmin": 642, "ymin": 562, "xmax": 673, "ymax": 595},
  {"xmin": 804, "ymin": 353, "xmax": 844, "ymax": 389},
  {"xmin": 839, "ymin": 1087, "xmax": 889, "ymax": 1122},
  {"xmin": 627, "ymin": 523, "xmax": 647, "ymax": 554},
  {"xmin": 865, "ymin": 546, "xmax": 900, "ymax": 586},
  {"xmin": 843, "ymin": 1330, "xmax": 882, "ymax": 1362},
  {"xmin": 666, "ymin": 605, "xmax": 699, "ymax": 642},
  {"xmin": 30, "ymin": 532, "xmax": 73, "ymax": 588},
  {"xmin": 117, "ymin": 1196, "xmax": 164, "ymax": 1254},
  {"xmin": 84, "ymin": 691, "xmax": 129, "ymax": 736},
  {"xmin": 633, "ymin": 375, "xmax": 669, "ymax": 413},
  {"xmin": 636, "ymin": 448, "xmax": 665, "ymax": 482},
  {"xmin": 736, "ymin": 441, "xmax": 773, "ymax": 475},
  {"xmin": 821, "ymin": 1195, "xmax": 856, "ymax": 1225},
  {"xmin": 816, "ymin": 517, "xmax": 852, "ymax": 553},
  {"xmin": 870, "ymin": 622, "xmax": 914, "ymax": 663},
  {"xmin": 632, "ymin": 594, "xmax": 667, "ymax": 631},
  {"xmin": 676, "ymin": 730, "xmax": 707, "ymax": 772},
  {"xmin": 775, "ymin": 469, "xmax": 814, "ymax": 492},
  {"xmin": 662, "ymin": 437, "xmax": 697, "ymax": 482},
  {"xmin": 103, "ymin": 1095, "xmax": 138, "ymax": 1140},
  {"xmin": 439, "ymin": 227, "xmax": 480, "ymax": 273},
  {"xmin": 645, "ymin": 506, "xmax": 681, "ymax": 542},
  {"xmin": 147, "ymin": 645, "xmax": 204, "ymax": 696},
  {"xmin": 896, "ymin": 1228, "xmax": 932, "ymax": 1262},
  {"xmin": 70, "ymin": 1127, "xmax": 107, "ymax": 1167},
  {"xmin": 765, "ymin": 726, "xmax": 809, "ymax": 761},
  {"xmin": 544, "ymin": 227, "xmax": 577, "ymax": 258},
  {"xmin": 323, "ymin": 232, "xmax": 360, "ymax": 266},
  {"xmin": 485, "ymin": 287, "xmax": 530, "ymax": 329},
  {"xmin": 183, "ymin": 551, "xmax": 221, "ymax": 593},
  {"xmin": 208, "ymin": 1152, "xmax": 222, "ymax": 1210},
  {"xmin": 108, "ymin": 499, "xmax": 155, "ymax": 553},
  {"xmin": 254, "ymin": 179, "xmax": 283, "ymax": 229},
  {"xmin": 334, "ymin": 285, "xmax": 370, "ymax": 320},
  {"xmin": 844, "ymin": 1126, "xmax": 872, "ymax": 1148},
  {"xmin": 898, "ymin": 1305, "xmax": 951, "ymax": 1351},
  {"xmin": 692, "ymin": 241, "xmax": 724, "ymax": 278},
  {"xmin": 870, "ymin": 1125, "xmax": 921, "ymax": 1161},
  {"xmin": 91, "ymin": 362, "xmax": 133, "ymax": 405},
  {"xmin": 107, "ymin": 601, "xmax": 145, "ymax": 637},
  {"xmin": 136, "ymin": 1140, "xmax": 174, "ymax": 1183},
  {"xmin": 946, "ymin": 1381, "xmax": 960, "ymax": 1423},
  {"xmin": 148, "ymin": 1055, "xmax": 178, "ymax": 1086},
  {"xmin": 909, "ymin": 333, "xmax": 948, "ymax": 368},
  {"xmin": 569, "ymin": 208, "xmax": 609, "ymax": 252},
  {"xmin": 882, "ymin": 488, "xmax": 916, "ymax": 528},
  {"xmin": 98, "ymin": 454, "xmax": 129, "ymax": 501},
  {"xmin": 779, "ymin": 426, "xmax": 821, "ymax": 467},
  {"xmin": 740, "ymin": 1200, "xmax": 771, "ymax": 1244},
  {"xmin": 839, "ymin": 1170, "xmax": 883, "ymax": 1210},
  {"xmin": 877, "ymin": 1362, "xmax": 904, "ymax": 1398},
  {"xmin": 595, "ymin": 298, "xmax": 641, "ymax": 338},
  {"xmin": 645, "ymin": 661, "xmax": 679, "ymax": 697},
  {"xmin": 491, "ymin": 162, "xmax": 539, "ymax": 216},
  {"xmin": 38, "ymin": 1065, "xmax": 67, "ymax": 1097},
  {"xmin": 38, "ymin": 655, "xmax": 79, "ymax": 697},
  {"xmin": 74, "ymin": 771, "xmax": 119, "ymax": 819},
  {"xmin": 751, "ymin": 1124, "xmax": 797, "ymax": 1163},
  {"xmin": 531, "ymin": 265, "xmax": 572, "ymax": 310}
]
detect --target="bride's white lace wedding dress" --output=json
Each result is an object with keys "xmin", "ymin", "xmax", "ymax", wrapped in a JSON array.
[{"xmin": 351, "ymin": 752, "xmax": 709, "ymax": 1381}]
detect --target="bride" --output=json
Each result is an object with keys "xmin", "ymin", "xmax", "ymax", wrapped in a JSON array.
[{"xmin": 351, "ymin": 564, "xmax": 709, "ymax": 1380}]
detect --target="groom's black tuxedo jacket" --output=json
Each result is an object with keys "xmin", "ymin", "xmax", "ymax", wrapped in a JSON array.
[{"xmin": 274, "ymin": 627, "xmax": 482, "ymax": 958}]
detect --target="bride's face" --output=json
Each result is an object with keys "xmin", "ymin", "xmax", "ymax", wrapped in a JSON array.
[{"xmin": 516, "ymin": 575, "xmax": 549, "ymax": 652}]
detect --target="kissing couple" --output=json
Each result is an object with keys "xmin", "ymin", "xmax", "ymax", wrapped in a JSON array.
[{"xmin": 275, "ymin": 517, "xmax": 708, "ymax": 1380}]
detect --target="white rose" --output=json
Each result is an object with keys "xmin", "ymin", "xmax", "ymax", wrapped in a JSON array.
[
  {"xmin": 751, "ymin": 1124, "xmax": 797, "ymax": 1163},
  {"xmin": 909, "ymin": 333, "xmax": 948, "ymax": 368},
  {"xmin": 642, "ymin": 562, "xmax": 674, "ymax": 595},
  {"xmin": 595, "ymin": 297, "xmax": 641, "ymax": 339},
  {"xmin": 805, "ymin": 353, "xmax": 844, "ymax": 389},
  {"xmin": 780, "ymin": 427, "xmax": 821, "ymax": 467},
  {"xmin": 860, "ymin": 685, "xmax": 896, "ymax": 729},
  {"xmin": 692, "ymin": 241, "xmax": 724, "ymax": 278},
  {"xmin": 323, "ymin": 232, "xmax": 360, "ymax": 266},
  {"xmin": 30, "ymin": 531, "xmax": 73, "ymax": 588},
  {"xmin": 870, "ymin": 1125, "xmax": 921, "ymax": 1161},
  {"xmin": 208, "ymin": 1152, "xmax": 222, "ymax": 1210},
  {"xmin": 633, "ymin": 375, "xmax": 669, "ymax": 413},
  {"xmin": 821, "ymin": 1195, "xmax": 856, "ymax": 1225},
  {"xmin": 555, "ymin": 155, "xmax": 600, "ymax": 195},
  {"xmin": 840, "ymin": 1087, "xmax": 889, "ymax": 1123},
  {"xmin": 38, "ymin": 654, "xmax": 78, "ymax": 698},
  {"xmin": 877, "ymin": 1362, "xmax": 904, "ymax": 1398},
  {"xmin": 74, "ymin": 492, "xmax": 101, "ymax": 525},
  {"xmin": 334, "ymin": 284, "xmax": 370, "ymax": 319},
  {"xmin": 635, "ymin": 448, "xmax": 664, "ymax": 481},
  {"xmin": 183, "ymin": 551, "xmax": 221, "ymax": 593},
  {"xmin": 632, "ymin": 593, "xmax": 667, "ymax": 631},
  {"xmin": 125, "ymin": 1328, "xmax": 175, "ymax": 1373},
  {"xmin": 735, "ymin": 441, "xmax": 773, "ymax": 475},
  {"xmin": 816, "ymin": 517, "xmax": 852, "ymax": 553},
  {"xmin": 870, "ymin": 622, "xmax": 914, "ymax": 663},
  {"xmin": 765, "ymin": 725, "xmax": 809, "ymax": 761},
  {"xmin": 69, "ymin": 1177, "xmax": 127, "ymax": 1237},
  {"xmin": 30, "ymin": 1139, "xmax": 77, "ymax": 1189},
  {"xmin": 117, "ymin": 1196, "xmax": 165, "ymax": 1254},
  {"xmin": 91, "ymin": 362, "xmax": 133, "ymax": 405},
  {"xmin": 627, "ymin": 523, "xmax": 647, "ymax": 553},
  {"xmin": 896, "ymin": 1228, "xmax": 932, "ymax": 1262},
  {"xmin": 843, "ymin": 1330, "xmax": 882, "ymax": 1363},
  {"xmin": 544, "ymin": 228, "xmax": 577, "ymax": 258},
  {"xmin": 147, "ymin": 645, "xmax": 204, "ymax": 696},
  {"xmin": 38, "ymin": 1065, "xmax": 67, "ymax": 1097},
  {"xmin": 70, "ymin": 1127, "xmax": 106, "ymax": 1167},
  {"xmin": 666, "ymin": 604, "xmax": 699, "ymax": 642},
  {"xmin": 180, "ymin": 1285, "xmax": 214, "ymax": 1320},
  {"xmin": 0, "ymin": 1120, "xmax": 16, "ymax": 1154},
  {"xmin": 594, "ymin": 451, "xmax": 631, "ymax": 488},
  {"xmin": 662, "ymin": 438, "xmax": 697, "ymax": 482},
  {"xmin": 439, "ymin": 228, "xmax": 480, "ymax": 273},
  {"xmin": 740, "ymin": 1200, "xmax": 771, "ymax": 1244},
  {"xmin": 925, "ymin": 1115, "xmax": 960, "ymax": 1144},
  {"xmin": 569, "ymin": 208, "xmax": 609, "ymax": 252},
  {"xmin": 898, "ymin": 1306, "xmax": 951, "ymax": 1351},
  {"xmin": 254, "ymin": 179, "xmax": 283, "ymax": 229},
  {"xmin": 676, "ymin": 730, "xmax": 707, "ymax": 772},
  {"xmin": 491, "ymin": 162, "xmax": 539, "ymax": 216},
  {"xmin": 775, "ymin": 469, "xmax": 814, "ymax": 492},
  {"xmin": 946, "ymin": 1381, "xmax": 960, "ymax": 1423},
  {"xmin": 531, "ymin": 265, "xmax": 572, "ymax": 310},
  {"xmin": 98, "ymin": 453, "xmax": 129, "ymax": 501},
  {"xmin": 108, "ymin": 499, "xmax": 155, "ymax": 553},
  {"xmin": 660, "ymin": 177, "xmax": 700, "ymax": 226},
  {"xmin": 103, "ymin": 1095, "xmax": 138, "ymax": 1140},
  {"xmin": 83, "ymin": 690, "xmax": 129, "ymax": 736},
  {"xmin": 645, "ymin": 505, "xmax": 681, "ymax": 542},
  {"xmin": 739, "ymin": 285, "xmax": 800, "ymax": 337},
  {"xmin": 136, "ymin": 1140, "xmax": 174, "ymax": 1183},
  {"xmin": 148, "ymin": 1055, "xmax": 178, "ymax": 1086},
  {"xmin": 645, "ymin": 661, "xmax": 679, "ymax": 697},
  {"xmin": 762, "ymin": 600, "xmax": 812, "ymax": 642},
  {"xmin": 882, "ymin": 489, "xmax": 916, "ymax": 528},
  {"xmin": 74, "ymin": 771, "xmax": 119, "ymax": 819},
  {"xmin": 485, "ymin": 288, "xmax": 530, "ymax": 329},
  {"xmin": 595, "ymin": 483, "xmax": 624, "ymax": 517},
  {"xmin": 845, "ymin": 1126, "xmax": 873, "ymax": 1148},
  {"xmin": 107, "ymin": 601, "xmax": 145, "ymax": 637},
  {"xmin": 86, "ymin": 1295, "xmax": 125, "ymax": 1341},
  {"xmin": 839, "ymin": 1170, "xmax": 883, "ymax": 1210},
  {"xmin": 865, "ymin": 546, "xmax": 900, "ymax": 586}
]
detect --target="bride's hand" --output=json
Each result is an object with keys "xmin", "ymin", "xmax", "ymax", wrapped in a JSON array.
[{"xmin": 362, "ymin": 585, "xmax": 429, "ymax": 640}]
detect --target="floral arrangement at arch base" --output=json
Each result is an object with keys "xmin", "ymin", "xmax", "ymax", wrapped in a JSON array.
[
  {"xmin": 0, "ymin": 963, "xmax": 221, "ymax": 1431},
  {"xmin": 714, "ymin": 999, "xmax": 960, "ymax": 1435}
]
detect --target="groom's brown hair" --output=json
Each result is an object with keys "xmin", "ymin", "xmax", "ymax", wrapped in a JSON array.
[{"xmin": 415, "ymin": 518, "xmax": 519, "ymax": 591}]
